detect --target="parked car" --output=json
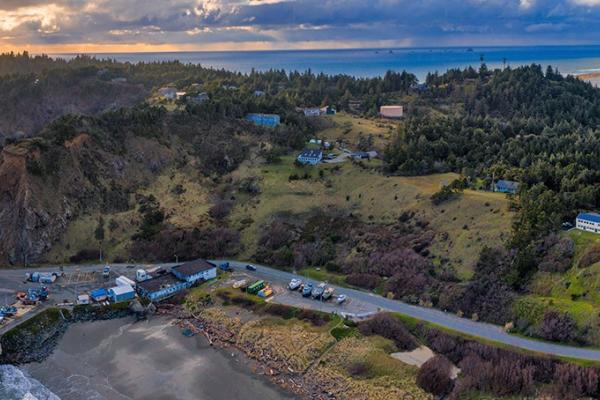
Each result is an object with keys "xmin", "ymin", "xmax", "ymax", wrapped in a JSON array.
[
  {"xmin": 311, "ymin": 283, "xmax": 326, "ymax": 299},
  {"xmin": 288, "ymin": 278, "xmax": 302, "ymax": 290},
  {"xmin": 336, "ymin": 294, "xmax": 347, "ymax": 304},
  {"xmin": 219, "ymin": 262, "xmax": 231, "ymax": 271},
  {"xmin": 322, "ymin": 287, "xmax": 335, "ymax": 300},
  {"xmin": 302, "ymin": 283, "xmax": 314, "ymax": 297},
  {"xmin": 246, "ymin": 264, "xmax": 257, "ymax": 271}
]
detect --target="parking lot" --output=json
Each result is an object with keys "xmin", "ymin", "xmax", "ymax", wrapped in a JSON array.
[{"xmin": 224, "ymin": 270, "xmax": 380, "ymax": 318}]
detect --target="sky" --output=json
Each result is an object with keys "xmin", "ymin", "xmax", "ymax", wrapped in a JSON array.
[{"xmin": 0, "ymin": 0, "xmax": 600, "ymax": 53}]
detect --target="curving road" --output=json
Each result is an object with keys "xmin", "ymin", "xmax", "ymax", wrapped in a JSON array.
[
  {"xmin": 218, "ymin": 260, "xmax": 600, "ymax": 362},
  {"xmin": 2, "ymin": 260, "xmax": 600, "ymax": 361}
]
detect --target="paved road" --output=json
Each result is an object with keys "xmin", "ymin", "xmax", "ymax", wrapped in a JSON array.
[
  {"xmin": 218, "ymin": 260, "xmax": 600, "ymax": 362},
  {"xmin": 3, "ymin": 260, "xmax": 600, "ymax": 361}
]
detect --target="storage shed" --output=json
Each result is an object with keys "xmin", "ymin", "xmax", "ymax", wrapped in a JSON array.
[
  {"xmin": 108, "ymin": 285, "xmax": 136, "ymax": 303},
  {"xmin": 90, "ymin": 288, "xmax": 108, "ymax": 302}
]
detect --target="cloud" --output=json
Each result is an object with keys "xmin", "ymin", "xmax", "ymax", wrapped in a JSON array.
[
  {"xmin": 570, "ymin": 0, "xmax": 600, "ymax": 5},
  {"xmin": 0, "ymin": 0, "xmax": 599, "ymax": 51}
]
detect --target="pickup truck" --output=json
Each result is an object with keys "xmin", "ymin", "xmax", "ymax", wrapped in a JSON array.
[{"xmin": 322, "ymin": 287, "xmax": 335, "ymax": 300}]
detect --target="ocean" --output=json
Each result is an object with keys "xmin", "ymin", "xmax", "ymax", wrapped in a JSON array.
[
  {"xmin": 2, "ymin": 317, "xmax": 295, "ymax": 400},
  {"xmin": 52, "ymin": 45, "xmax": 600, "ymax": 80}
]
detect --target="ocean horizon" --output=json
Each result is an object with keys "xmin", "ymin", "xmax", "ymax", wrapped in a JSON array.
[{"xmin": 50, "ymin": 45, "xmax": 600, "ymax": 81}]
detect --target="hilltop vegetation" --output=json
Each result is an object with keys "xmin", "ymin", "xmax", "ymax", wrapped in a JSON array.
[{"xmin": 5, "ymin": 53, "xmax": 600, "ymax": 351}]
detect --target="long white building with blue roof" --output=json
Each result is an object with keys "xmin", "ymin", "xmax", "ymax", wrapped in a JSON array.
[{"xmin": 576, "ymin": 212, "xmax": 600, "ymax": 234}]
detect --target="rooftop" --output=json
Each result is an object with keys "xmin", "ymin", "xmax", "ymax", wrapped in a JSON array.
[
  {"xmin": 172, "ymin": 259, "xmax": 216, "ymax": 277},
  {"xmin": 137, "ymin": 274, "xmax": 182, "ymax": 293},
  {"xmin": 577, "ymin": 212, "xmax": 600, "ymax": 223},
  {"xmin": 109, "ymin": 284, "xmax": 134, "ymax": 295},
  {"xmin": 496, "ymin": 180, "xmax": 519, "ymax": 189},
  {"xmin": 299, "ymin": 149, "xmax": 323, "ymax": 158}
]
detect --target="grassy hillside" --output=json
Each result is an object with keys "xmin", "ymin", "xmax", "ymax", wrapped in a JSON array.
[
  {"xmin": 230, "ymin": 152, "xmax": 512, "ymax": 279},
  {"xmin": 522, "ymin": 229, "xmax": 600, "ymax": 344},
  {"xmin": 43, "ymin": 114, "xmax": 513, "ymax": 280}
]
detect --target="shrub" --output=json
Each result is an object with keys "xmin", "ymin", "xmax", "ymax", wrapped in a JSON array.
[
  {"xmin": 416, "ymin": 355, "xmax": 454, "ymax": 396},
  {"xmin": 579, "ymin": 245, "xmax": 600, "ymax": 268},
  {"xmin": 537, "ymin": 310, "xmax": 576, "ymax": 343},
  {"xmin": 358, "ymin": 313, "xmax": 418, "ymax": 351},
  {"xmin": 346, "ymin": 273, "xmax": 380, "ymax": 290},
  {"xmin": 430, "ymin": 185, "xmax": 457, "ymax": 205},
  {"xmin": 263, "ymin": 303, "xmax": 296, "ymax": 319},
  {"xmin": 208, "ymin": 199, "xmax": 234, "ymax": 220},
  {"xmin": 69, "ymin": 248, "xmax": 100, "ymax": 263},
  {"xmin": 297, "ymin": 309, "xmax": 331, "ymax": 326},
  {"xmin": 347, "ymin": 361, "xmax": 370, "ymax": 377}
]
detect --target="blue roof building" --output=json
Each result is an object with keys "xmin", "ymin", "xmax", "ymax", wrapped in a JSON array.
[
  {"xmin": 494, "ymin": 180, "xmax": 519, "ymax": 194},
  {"xmin": 136, "ymin": 274, "xmax": 190, "ymax": 302},
  {"xmin": 90, "ymin": 288, "xmax": 108, "ymax": 302},
  {"xmin": 576, "ymin": 212, "xmax": 600, "ymax": 234},
  {"xmin": 246, "ymin": 113, "xmax": 280, "ymax": 127},
  {"xmin": 297, "ymin": 149, "xmax": 323, "ymax": 165}
]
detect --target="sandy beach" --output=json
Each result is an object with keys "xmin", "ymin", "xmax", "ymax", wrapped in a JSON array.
[
  {"xmin": 23, "ymin": 317, "xmax": 296, "ymax": 400},
  {"xmin": 578, "ymin": 72, "xmax": 600, "ymax": 87}
]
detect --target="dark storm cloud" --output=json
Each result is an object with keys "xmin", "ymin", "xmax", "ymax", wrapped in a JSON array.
[{"xmin": 1, "ymin": 0, "xmax": 600, "ymax": 47}]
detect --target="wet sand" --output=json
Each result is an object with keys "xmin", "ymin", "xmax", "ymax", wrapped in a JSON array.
[{"xmin": 24, "ymin": 317, "xmax": 296, "ymax": 400}]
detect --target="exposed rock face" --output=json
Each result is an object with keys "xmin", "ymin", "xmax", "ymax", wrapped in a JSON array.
[
  {"xmin": 0, "ymin": 132, "xmax": 174, "ymax": 265},
  {"xmin": 0, "ymin": 148, "xmax": 71, "ymax": 265}
]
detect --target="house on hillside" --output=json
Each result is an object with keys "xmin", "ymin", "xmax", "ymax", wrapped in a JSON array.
[
  {"xmin": 246, "ymin": 113, "xmax": 281, "ymax": 127},
  {"xmin": 493, "ymin": 180, "xmax": 519, "ymax": 194},
  {"xmin": 297, "ymin": 149, "xmax": 323, "ymax": 165},
  {"xmin": 171, "ymin": 259, "xmax": 217, "ymax": 284},
  {"xmin": 302, "ymin": 107, "xmax": 322, "ymax": 117},
  {"xmin": 380, "ymin": 105, "xmax": 404, "ymax": 119},
  {"xmin": 576, "ymin": 213, "xmax": 600, "ymax": 234},
  {"xmin": 158, "ymin": 87, "xmax": 177, "ymax": 100}
]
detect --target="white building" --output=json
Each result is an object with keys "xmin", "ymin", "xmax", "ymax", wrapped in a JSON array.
[
  {"xmin": 303, "ymin": 107, "xmax": 322, "ymax": 117},
  {"xmin": 576, "ymin": 213, "xmax": 600, "ymax": 234},
  {"xmin": 158, "ymin": 87, "xmax": 177, "ymax": 100},
  {"xmin": 380, "ymin": 105, "xmax": 404, "ymax": 119}
]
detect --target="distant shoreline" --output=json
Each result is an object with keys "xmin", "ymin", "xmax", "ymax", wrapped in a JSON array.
[
  {"xmin": 43, "ymin": 45, "xmax": 600, "ymax": 81},
  {"xmin": 578, "ymin": 71, "xmax": 600, "ymax": 79}
]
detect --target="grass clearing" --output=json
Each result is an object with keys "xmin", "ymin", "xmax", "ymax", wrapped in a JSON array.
[{"xmin": 317, "ymin": 112, "xmax": 398, "ymax": 150}]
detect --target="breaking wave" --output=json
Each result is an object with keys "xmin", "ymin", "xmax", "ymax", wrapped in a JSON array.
[{"xmin": 0, "ymin": 365, "xmax": 60, "ymax": 400}]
